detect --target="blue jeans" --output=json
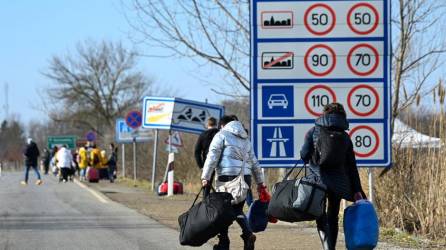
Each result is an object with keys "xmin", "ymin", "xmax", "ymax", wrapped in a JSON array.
[
  {"xmin": 25, "ymin": 165, "xmax": 41, "ymax": 182},
  {"xmin": 80, "ymin": 168, "xmax": 86, "ymax": 178}
]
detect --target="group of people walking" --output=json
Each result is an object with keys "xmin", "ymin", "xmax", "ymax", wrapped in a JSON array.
[
  {"xmin": 22, "ymin": 139, "xmax": 118, "ymax": 184},
  {"xmin": 194, "ymin": 103, "xmax": 365, "ymax": 250}
]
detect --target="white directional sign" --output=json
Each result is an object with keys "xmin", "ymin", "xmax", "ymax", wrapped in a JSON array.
[
  {"xmin": 251, "ymin": 0, "xmax": 391, "ymax": 167},
  {"xmin": 115, "ymin": 119, "xmax": 154, "ymax": 143},
  {"xmin": 142, "ymin": 97, "xmax": 225, "ymax": 134}
]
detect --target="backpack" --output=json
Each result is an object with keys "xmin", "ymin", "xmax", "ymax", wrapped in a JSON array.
[
  {"xmin": 92, "ymin": 151, "xmax": 100, "ymax": 165},
  {"xmin": 313, "ymin": 126, "xmax": 350, "ymax": 168}
]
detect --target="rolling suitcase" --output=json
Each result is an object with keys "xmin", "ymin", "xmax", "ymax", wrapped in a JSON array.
[{"xmin": 87, "ymin": 167, "xmax": 99, "ymax": 183}]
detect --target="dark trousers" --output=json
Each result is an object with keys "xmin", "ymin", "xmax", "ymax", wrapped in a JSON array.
[
  {"xmin": 108, "ymin": 165, "xmax": 116, "ymax": 182},
  {"xmin": 60, "ymin": 168, "xmax": 70, "ymax": 182},
  {"xmin": 316, "ymin": 191, "xmax": 341, "ymax": 250},
  {"xmin": 24, "ymin": 165, "xmax": 41, "ymax": 182},
  {"xmin": 218, "ymin": 175, "xmax": 253, "ymax": 238}
]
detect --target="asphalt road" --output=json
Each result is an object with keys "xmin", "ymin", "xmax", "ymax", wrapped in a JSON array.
[{"xmin": 0, "ymin": 172, "xmax": 210, "ymax": 250}]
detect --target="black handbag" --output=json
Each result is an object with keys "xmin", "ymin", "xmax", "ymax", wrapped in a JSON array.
[
  {"xmin": 178, "ymin": 187, "xmax": 235, "ymax": 246},
  {"xmin": 293, "ymin": 167, "xmax": 327, "ymax": 218},
  {"xmin": 267, "ymin": 164, "xmax": 317, "ymax": 223}
]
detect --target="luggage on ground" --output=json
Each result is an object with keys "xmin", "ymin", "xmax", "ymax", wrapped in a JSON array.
[
  {"xmin": 247, "ymin": 187, "xmax": 271, "ymax": 232},
  {"xmin": 178, "ymin": 187, "xmax": 235, "ymax": 246},
  {"xmin": 292, "ymin": 168, "xmax": 327, "ymax": 218},
  {"xmin": 247, "ymin": 200, "xmax": 269, "ymax": 233},
  {"xmin": 157, "ymin": 181, "xmax": 184, "ymax": 196},
  {"xmin": 267, "ymin": 165, "xmax": 318, "ymax": 222},
  {"xmin": 313, "ymin": 126, "xmax": 350, "ymax": 168},
  {"xmin": 86, "ymin": 167, "xmax": 99, "ymax": 183},
  {"xmin": 343, "ymin": 200, "xmax": 379, "ymax": 250}
]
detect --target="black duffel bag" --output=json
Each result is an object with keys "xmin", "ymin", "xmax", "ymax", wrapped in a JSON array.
[
  {"xmin": 267, "ymin": 164, "xmax": 317, "ymax": 223},
  {"xmin": 178, "ymin": 186, "xmax": 235, "ymax": 246}
]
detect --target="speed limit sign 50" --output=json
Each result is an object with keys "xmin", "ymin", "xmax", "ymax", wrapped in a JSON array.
[
  {"xmin": 347, "ymin": 3, "xmax": 380, "ymax": 35},
  {"xmin": 304, "ymin": 3, "xmax": 336, "ymax": 36}
]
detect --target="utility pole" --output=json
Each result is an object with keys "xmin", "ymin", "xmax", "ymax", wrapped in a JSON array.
[{"xmin": 3, "ymin": 82, "xmax": 9, "ymax": 119}]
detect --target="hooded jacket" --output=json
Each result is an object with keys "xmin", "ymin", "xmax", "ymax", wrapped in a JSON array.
[
  {"xmin": 24, "ymin": 141, "xmax": 40, "ymax": 166},
  {"xmin": 300, "ymin": 113, "xmax": 364, "ymax": 202},
  {"xmin": 56, "ymin": 147, "xmax": 73, "ymax": 169},
  {"xmin": 201, "ymin": 121, "xmax": 264, "ymax": 184}
]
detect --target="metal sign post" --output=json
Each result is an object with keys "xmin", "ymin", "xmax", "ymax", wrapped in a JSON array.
[
  {"xmin": 151, "ymin": 129, "xmax": 159, "ymax": 191},
  {"xmin": 167, "ymin": 130, "xmax": 174, "ymax": 196},
  {"xmin": 133, "ymin": 137, "xmax": 137, "ymax": 186},
  {"xmin": 368, "ymin": 168, "xmax": 374, "ymax": 203},
  {"xmin": 121, "ymin": 144, "xmax": 126, "ymax": 178}
]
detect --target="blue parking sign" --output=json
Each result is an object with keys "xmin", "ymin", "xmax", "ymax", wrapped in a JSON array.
[
  {"xmin": 262, "ymin": 126, "xmax": 294, "ymax": 159},
  {"xmin": 262, "ymin": 86, "xmax": 294, "ymax": 118}
]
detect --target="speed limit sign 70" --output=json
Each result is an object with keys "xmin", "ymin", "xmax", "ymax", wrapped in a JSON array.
[{"xmin": 347, "ymin": 43, "xmax": 380, "ymax": 76}]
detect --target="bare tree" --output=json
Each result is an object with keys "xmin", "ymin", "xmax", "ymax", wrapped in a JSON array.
[
  {"xmin": 125, "ymin": 0, "xmax": 250, "ymax": 95},
  {"xmin": 391, "ymin": 0, "xmax": 446, "ymax": 129},
  {"xmin": 43, "ymin": 41, "xmax": 154, "ymax": 138}
]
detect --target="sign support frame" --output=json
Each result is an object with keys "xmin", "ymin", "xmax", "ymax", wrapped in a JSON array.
[{"xmin": 151, "ymin": 129, "xmax": 159, "ymax": 191}]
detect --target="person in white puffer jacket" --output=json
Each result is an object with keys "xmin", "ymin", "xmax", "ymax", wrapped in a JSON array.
[
  {"xmin": 56, "ymin": 145, "xmax": 73, "ymax": 183},
  {"xmin": 201, "ymin": 115, "xmax": 266, "ymax": 250}
]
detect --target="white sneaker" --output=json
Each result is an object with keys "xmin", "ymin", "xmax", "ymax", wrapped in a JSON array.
[{"xmin": 63, "ymin": 179, "xmax": 67, "ymax": 183}]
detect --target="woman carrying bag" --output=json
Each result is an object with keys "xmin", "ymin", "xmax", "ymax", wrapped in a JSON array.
[
  {"xmin": 300, "ymin": 103, "xmax": 366, "ymax": 250},
  {"xmin": 201, "ymin": 115, "xmax": 266, "ymax": 250}
]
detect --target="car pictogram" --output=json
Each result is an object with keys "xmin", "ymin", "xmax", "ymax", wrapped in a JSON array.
[{"xmin": 268, "ymin": 94, "xmax": 289, "ymax": 109}]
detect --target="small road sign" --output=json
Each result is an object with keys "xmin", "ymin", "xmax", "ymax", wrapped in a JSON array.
[
  {"xmin": 164, "ymin": 132, "xmax": 183, "ymax": 148},
  {"xmin": 85, "ymin": 131, "xmax": 96, "ymax": 142},
  {"xmin": 251, "ymin": 0, "xmax": 391, "ymax": 167},
  {"xmin": 142, "ymin": 97, "xmax": 224, "ymax": 134},
  {"xmin": 115, "ymin": 119, "xmax": 153, "ymax": 144},
  {"xmin": 126, "ymin": 111, "xmax": 143, "ymax": 129},
  {"xmin": 47, "ymin": 136, "xmax": 77, "ymax": 150}
]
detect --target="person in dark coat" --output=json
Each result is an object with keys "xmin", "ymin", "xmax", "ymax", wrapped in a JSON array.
[
  {"xmin": 22, "ymin": 138, "xmax": 43, "ymax": 185},
  {"xmin": 300, "ymin": 103, "xmax": 365, "ymax": 250},
  {"xmin": 107, "ymin": 143, "xmax": 118, "ymax": 183},
  {"xmin": 42, "ymin": 148, "xmax": 51, "ymax": 175},
  {"xmin": 194, "ymin": 117, "xmax": 219, "ymax": 169}
]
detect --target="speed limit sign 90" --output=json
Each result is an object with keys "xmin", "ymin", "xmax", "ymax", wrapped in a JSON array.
[
  {"xmin": 304, "ymin": 3, "xmax": 336, "ymax": 36},
  {"xmin": 349, "ymin": 125, "xmax": 380, "ymax": 158},
  {"xmin": 304, "ymin": 44, "xmax": 337, "ymax": 77}
]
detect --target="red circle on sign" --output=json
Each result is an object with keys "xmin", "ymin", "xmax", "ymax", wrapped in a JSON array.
[
  {"xmin": 349, "ymin": 125, "xmax": 380, "ymax": 158},
  {"xmin": 126, "ymin": 110, "xmax": 143, "ymax": 129},
  {"xmin": 347, "ymin": 3, "xmax": 380, "ymax": 35},
  {"xmin": 347, "ymin": 43, "xmax": 379, "ymax": 76},
  {"xmin": 347, "ymin": 85, "xmax": 380, "ymax": 117},
  {"xmin": 304, "ymin": 85, "xmax": 337, "ymax": 117},
  {"xmin": 304, "ymin": 3, "xmax": 337, "ymax": 36},
  {"xmin": 304, "ymin": 44, "xmax": 337, "ymax": 77}
]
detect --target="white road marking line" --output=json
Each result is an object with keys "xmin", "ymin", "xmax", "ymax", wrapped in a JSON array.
[{"xmin": 74, "ymin": 179, "xmax": 108, "ymax": 204}]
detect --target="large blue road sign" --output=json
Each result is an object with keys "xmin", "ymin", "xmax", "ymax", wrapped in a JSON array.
[
  {"xmin": 142, "ymin": 97, "xmax": 225, "ymax": 134},
  {"xmin": 115, "ymin": 119, "xmax": 153, "ymax": 144},
  {"xmin": 251, "ymin": 0, "xmax": 391, "ymax": 167}
]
